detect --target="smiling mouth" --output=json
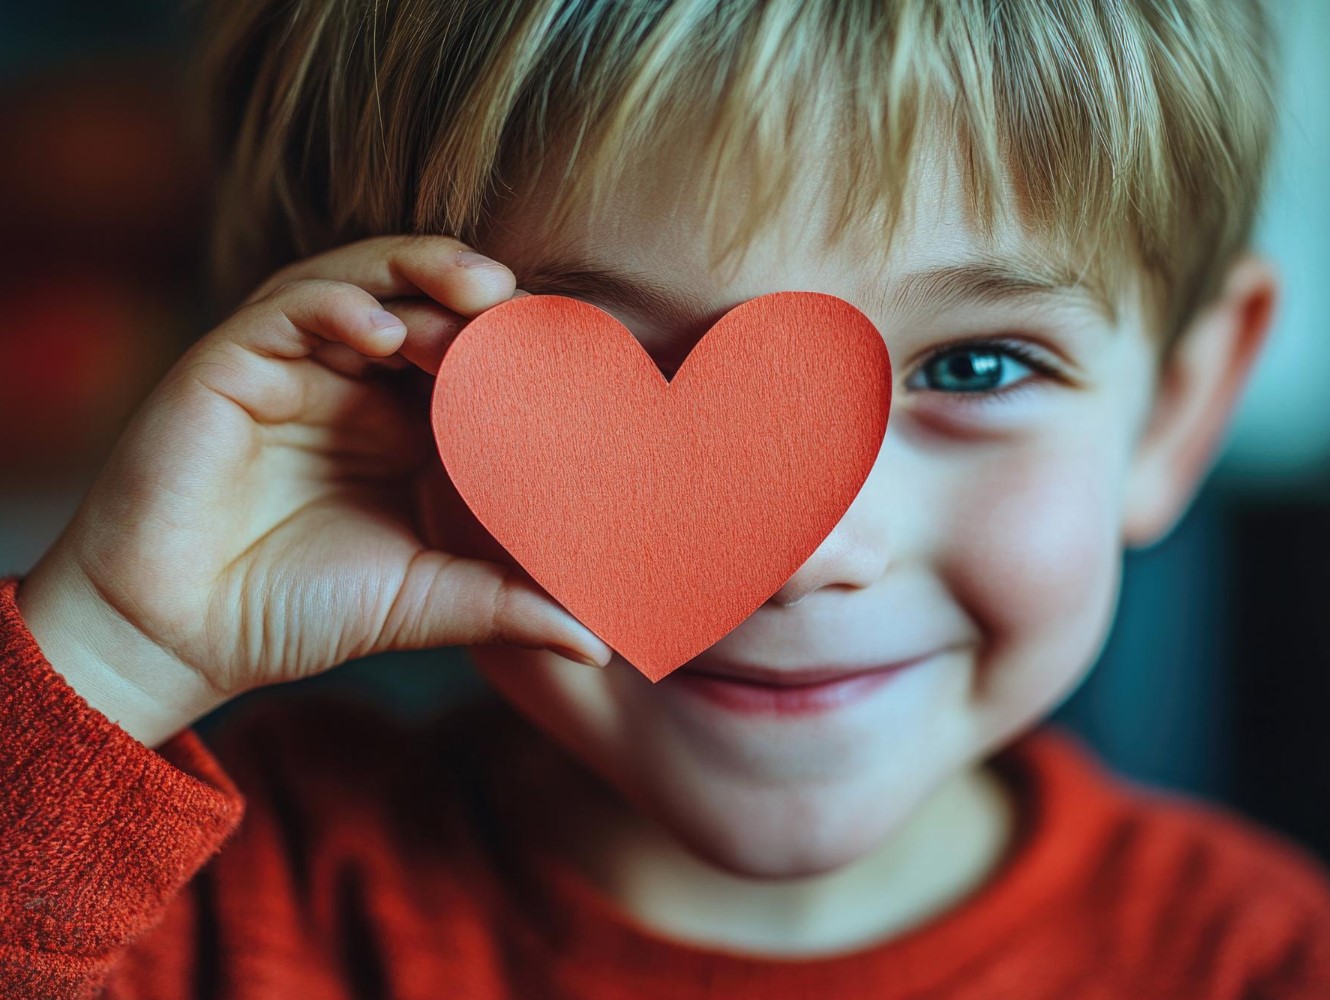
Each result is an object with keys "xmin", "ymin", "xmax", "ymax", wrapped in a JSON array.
[
  {"xmin": 682, "ymin": 661, "xmax": 920, "ymax": 686},
  {"xmin": 664, "ymin": 654, "xmax": 935, "ymax": 715}
]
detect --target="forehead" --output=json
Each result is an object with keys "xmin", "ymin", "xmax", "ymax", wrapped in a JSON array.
[{"xmin": 481, "ymin": 119, "xmax": 1126, "ymax": 329}]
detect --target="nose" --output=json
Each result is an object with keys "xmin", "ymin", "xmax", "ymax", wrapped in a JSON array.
[{"xmin": 764, "ymin": 513, "xmax": 890, "ymax": 607}]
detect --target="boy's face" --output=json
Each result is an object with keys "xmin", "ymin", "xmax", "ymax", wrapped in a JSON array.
[{"xmin": 425, "ymin": 129, "xmax": 1256, "ymax": 879}]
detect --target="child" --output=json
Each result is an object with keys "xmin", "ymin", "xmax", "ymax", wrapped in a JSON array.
[{"xmin": 4, "ymin": 0, "xmax": 1328, "ymax": 996}]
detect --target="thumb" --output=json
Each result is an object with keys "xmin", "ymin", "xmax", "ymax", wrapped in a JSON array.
[{"xmin": 372, "ymin": 551, "xmax": 613, "ymax": 668}]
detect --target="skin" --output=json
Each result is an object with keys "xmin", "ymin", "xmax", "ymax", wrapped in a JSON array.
[
  {"xmin": 16, "ymin": 248, "xmax": 614, "ymax": 749},
  {"xmin": 17, "ymin": 120, "xmax": 1276, "ymax": 958},
  {"xmin": 424, "ymin": 129, "xmax": 1279, "ymax": 954}
]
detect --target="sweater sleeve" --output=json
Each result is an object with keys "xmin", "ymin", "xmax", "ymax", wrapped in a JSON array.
[{"xmin": 0, "ymin": 576, "xmax": 246, "ymax": 1000}]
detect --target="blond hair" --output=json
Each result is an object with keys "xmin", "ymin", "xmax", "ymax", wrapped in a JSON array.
[{"xmin": 198, "ymin": 0, "xmax": 1278, "ymax": 344}]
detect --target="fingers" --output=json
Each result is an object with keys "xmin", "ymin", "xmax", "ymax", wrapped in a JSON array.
[
  {"xmin": 374, "ymin": 297, "xmax": 470, "ymax": 375},
  {"xmin": 244, "ymin": 235, "xmax": 516, "ymax": 319},
  {"xmin": 235, "ymin": 277, "xmax": 406, "ymax": 359},
  {"xmin": 377, "ymin": 286, "xmax": 535, "ymax": 375},
  {"xmin": 309, "ymin": 339, "xmax": 414, "ymax": 380},
  {"xmin": 184, "ymin": 277, "xmax": 408, "ymax": 426},
  {"xmin": 377, "ymin": 550, "xmax": 613, "ymax": 668}
]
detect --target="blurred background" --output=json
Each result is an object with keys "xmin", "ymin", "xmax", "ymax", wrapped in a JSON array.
[{"xmin": 1, "ymin": 1, "xmax": 1327, "ymax": 863}]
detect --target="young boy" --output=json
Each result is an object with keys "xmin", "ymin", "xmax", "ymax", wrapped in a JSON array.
[{"xmin": 4, "ymin": 0, "xmax": 1328, "ymax": 996}]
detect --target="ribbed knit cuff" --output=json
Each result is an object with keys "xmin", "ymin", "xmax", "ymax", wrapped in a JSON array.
[{"xmin": 0, "ymin": 575, "xmax": 245, "ymax": 955}]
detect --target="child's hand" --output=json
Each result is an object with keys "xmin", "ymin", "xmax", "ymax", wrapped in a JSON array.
[{"xmin": 16, "ymin": 236, "xmax": 612, "ymax": 747}]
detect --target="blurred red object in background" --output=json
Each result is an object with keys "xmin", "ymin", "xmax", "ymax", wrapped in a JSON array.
[
  {"xmin": 0, "ymin": 58, "xmax": 207, "ymax": 486},
  {"xmin": 0, "ymin": 275, "xmax": 176, "ymax": 478},
  {"xmin": 0, "ymin": 58, "xmax": 207, "ymax": 271}
]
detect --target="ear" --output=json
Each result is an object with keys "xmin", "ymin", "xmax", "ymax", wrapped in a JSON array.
[{"xmin": 1123, "ymin": 252, "xmax": 1279, "ymax": 548}]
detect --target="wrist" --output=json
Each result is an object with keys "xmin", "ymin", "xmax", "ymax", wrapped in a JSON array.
[{"xmin": 14, "ymin": 558, "xmax": 227, "ymax": 748}]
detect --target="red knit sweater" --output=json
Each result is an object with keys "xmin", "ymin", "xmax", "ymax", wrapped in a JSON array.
[{"xmin": 3, "ymin": 574, "xmax": 1330, "ymax": 999}]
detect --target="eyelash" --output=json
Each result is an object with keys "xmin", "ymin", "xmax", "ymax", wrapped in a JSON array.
[{"xmin": 906, "ymin": 337, "xmax": 1065, "ymax": 401}]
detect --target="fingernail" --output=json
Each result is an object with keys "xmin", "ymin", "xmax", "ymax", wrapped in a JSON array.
[
  {"xmin": 549, "ymin": 644, "xmax": 606, "ymax": 669},
  {"xmin": 369, "ymin": 308, "xmax": 405, "ymax": 331},
  {"xmin": 455, "ymin": 249, "xmax": 505, "ymax": 269}
]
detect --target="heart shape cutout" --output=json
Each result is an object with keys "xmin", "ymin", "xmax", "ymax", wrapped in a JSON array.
[{"xmin": 431, "ymin": 291, "xmax": 891, "ymax": 681}]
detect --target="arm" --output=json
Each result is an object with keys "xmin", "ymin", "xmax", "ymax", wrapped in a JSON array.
[
  {"xmin": 0, "ymin": 234, "xmax": 607, "ymax": 999},
  {"xmin": 0, "ymin": 577, "xmax": 245, "ymax": 1000}
]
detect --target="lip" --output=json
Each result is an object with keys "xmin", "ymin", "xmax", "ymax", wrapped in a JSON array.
[{"xmin": 663, "ymin": 653, "xmax": 934, "ymax": 716}]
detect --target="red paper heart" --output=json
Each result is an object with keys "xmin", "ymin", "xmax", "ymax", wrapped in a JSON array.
[{"xmin": 431, "ymin": 291, "xmax": 891, "ymax": 681}]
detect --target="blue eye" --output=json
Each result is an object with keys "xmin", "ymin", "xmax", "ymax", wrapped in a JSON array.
[{"xmin": 907, "ymin": 341, "xmax": 1049, "ymax": 395}]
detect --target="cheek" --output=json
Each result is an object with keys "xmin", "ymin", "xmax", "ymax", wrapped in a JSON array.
[
  {"xmin": 418, "ymin": 461, "xmax": 515, "ymax": 566},
  {"xmin": 471, "ymin": 645, "xmax": 621, "ymax": 768},
  {"xmin": 940, "ymin": 438, "xmax": 1126, "ymax": 723},
  {"xmin": 425, "ymin": 465, "xmax": 630, "ymax": 783}
]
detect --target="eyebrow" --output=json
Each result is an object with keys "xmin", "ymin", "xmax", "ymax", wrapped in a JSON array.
[
  {"xmin": 516, "ymin": 253, "xmax": 1117, "ymax": 327},
  {"xmin": 518, "ymin": 259, "xmax": 720, "ymax": 330},
  {"xmin": 883, "ymin": 258, "xmax": 1118, "ymax": 325}
]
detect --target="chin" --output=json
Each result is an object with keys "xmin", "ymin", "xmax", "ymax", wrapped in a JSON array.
[
  {"xmin": 637, "ymin": 760, "xmax": 926, "ymax": 879},
  {"xmin": 665, "ymin": 803, "xmax": 893, "ymax": 880},
  {"xmin": 468, "ymin": 645, "xmax": 950, "ymax": 881}
]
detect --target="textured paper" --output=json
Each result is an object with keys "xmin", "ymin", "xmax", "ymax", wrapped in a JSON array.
[{"xmin": 431, "ymin": 291, "xmax": 892, "ymax": 681}]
